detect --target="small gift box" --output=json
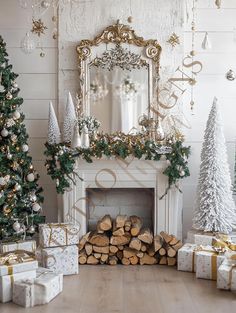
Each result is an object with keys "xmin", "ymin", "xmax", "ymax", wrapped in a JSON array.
[
  {"xmin": 0, "ymin": 240, "xmax": 37, "ymax": 254},
  {"xmin": 196, "ymin": 248, "xmax": 225, "ymax": 280},
  {"xmin": 41, "ymin": 245, "xmax": 79, "ymax": 275},
  {"xmin": 39, "ymin": 223, "xmax": 80, "ymax": 248},
  {"xmin": 0, "ymin": 250, "xmax": 38, "ymax": 276},
  {"xmin": 13, "ymin": 267, "xmax": 63, "ymax": 307},
  {"xmin": 217, "ymin": 259, "xmax": 236, "ymax": 290},
  {"xmin": 177, "ymin": 243, "xmax": 199, "ymax": 272},
  {"xmin": 0, "ymin": 270, "xmax": 36, "ymax": 303}
]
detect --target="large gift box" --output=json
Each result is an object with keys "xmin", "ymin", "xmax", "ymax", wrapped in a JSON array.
[
  {"xmin": 217, "ymin": 259, "xmax": 236, "ymax": 290},
  {"xmin": 177, "ymin": 243, "xmax": 199, "ymax": 272},
  {"xmin": 39, "ymin": 223, "xmax": 80, "ymax": 248},
  {"xmin": 0, "ymin": 270, "xmax": 36, "ymax": 303},
  {"xmin": 13, "ymin": 267, "xmax": 63, "ymax": 307},
  {"xmin": 0, "ymin": 240, "xmax": 37, "ymax": 254},
  {"xmin": 196, "ymin": 248, "xmax": 225, "ymax": 280},
  {"xmin": 0, "ymin": 251, "xmax": 38, "ymax": 276},
  {"xmin": 41, "ymin": 245, "xmax": 79, "ymax": 275}
]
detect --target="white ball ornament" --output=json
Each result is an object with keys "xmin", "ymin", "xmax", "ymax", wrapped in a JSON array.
[
  {"xmin": 27, "ymin": 173, "xmax": 35, "ymax": 182},
  {"xmin": 13, "ymin": 111, "xmax": 21, "ymax": 120},
  {"xmin": 1, "ymin": 129, "xmax": 9, "ymax": 137},
  {"xmin": 32, "ymin": 203, "xmax": 41, "ymax": 212},
  {"xmin": 179, "ymin": 170, "xmax": 185, "ymax": 177},
  {"xmin": 28, "ymin": 225, "xmax": 35, "ymax": 234},
  {"xmin": 7, "ymin": 153, "xmax": 13, "ymax": 160},
  {"xmin": 13, "ymin": 221, "xmax": 21, "ymax": 232},
  {"xmin": 0, "ymin": 177, "xmax": 6, "ymax": 186},
  {"xmin": 22, "ymin": 144, "xmax": 29, "ymax": 152}
]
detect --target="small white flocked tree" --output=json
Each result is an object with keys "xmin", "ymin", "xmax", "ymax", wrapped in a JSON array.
[
  {"xmin": 63, "ymin": 91, "xmax": 77, "ymax": 142},
  {"xmin": 193, "ymin": 97, "xmax": 236, "ymax": 234},
  {"xmin": 47, "ymin": 101, "xmax": 61, "ymax": 144}
]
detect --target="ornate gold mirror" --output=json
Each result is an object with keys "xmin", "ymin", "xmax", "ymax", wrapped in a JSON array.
[{"xmin": 76, "ymin": 20, "xmax": 162, "ymax": 135}]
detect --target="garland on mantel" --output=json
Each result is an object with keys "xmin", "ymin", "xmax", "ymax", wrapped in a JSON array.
[{"xmin": 44, "ymin": 132, "xmax": 191, "ymax": 196}]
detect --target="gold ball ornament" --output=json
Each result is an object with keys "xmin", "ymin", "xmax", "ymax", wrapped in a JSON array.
[
  {"xmin": 190, "ymin": 50, "xmax": 196, "ymax": 56},
  {"xmin": 127, "ymin": 16, "xmax": 133, "ymax": 23},
  {"xmin": 3, "ymin": 205, "xmax": 12, "ymax": 215}
]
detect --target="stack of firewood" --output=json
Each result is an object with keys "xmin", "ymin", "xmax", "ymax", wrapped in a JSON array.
[{"xmin": 79, "ymin": 215, "xmax": 182, "ymax": 265}]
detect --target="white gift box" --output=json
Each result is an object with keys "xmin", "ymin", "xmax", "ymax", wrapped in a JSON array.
[
  {"xmin": 0, "ymin": 240, "xmax": 37, "ymax": 254},
  {"xmin": 217, "ymin": 260, "xmax": 236, "ymax": 290},
  {"xmin": 196, "ymin": 249, "xmax": 225, "ymax": 280},
  {"xmin": 13, "ymin": 267, "xmax": 63, "ymax": 307},
  {"xmin": 39, "ymin": 223, "xmax": 80, "ymax": 248},
  {"xmin": 0, "ymin": 259, "xmax": 38, "ymax": 277},
  {"xmin": 177, "ymin": 243, "xmax": 199, "ymax": 272},
  {"xmin": 0, "ymin": 270, "xmax": 36, "ymax": 303},
  {"xmin": 41, "ymin": 245, "xmax": 79, "ymax": 275}
]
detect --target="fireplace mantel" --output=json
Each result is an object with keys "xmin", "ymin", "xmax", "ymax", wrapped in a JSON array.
[{"xmin": 59, "ymin": 158, "xmax": 183, "ymax": 239}]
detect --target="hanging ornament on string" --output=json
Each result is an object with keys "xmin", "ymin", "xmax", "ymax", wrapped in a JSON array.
[
  {"xmin": 202, "ymin": 32, "xmax": 212, "ymax": 50},
  {"xmin": 6, "ymin": 92, "xmax": 13, "ymax": 100},
  {"xmin": 226, "ymin": 69, "xmax": 235, "ymax": 81},
  {"xmin": 215, "ymin": 0, "xmax": 222, "ymax": 9},
  {"xmin": 41, "ymin": 0, "xmax": 50, "ymax": 9},
  {"xmin": 13, "ymin": 221, "xmax": 21, "ymax": 232},
  {"xmin": 21, "ymin": 32, "xmax": 36, "ymax": 54},
  {"xmin": 81, "ymin": 125, "xmax": 90, "ymax": 149},
  {"xmin": 32, "ymin": 202, "xmax": 41, "ymax": 212}
]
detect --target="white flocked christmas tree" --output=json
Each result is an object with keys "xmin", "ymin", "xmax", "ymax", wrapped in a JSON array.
[
  {"xmin": 193, "ymin": 97, "xmax": 236, "ymax": 234},
  {"xmin": 63, "ymin": 91, "xmax": 77, "ymax": 142},
  {"xmin": 47, "ymin": 101, "xmax": 61, "ymax": 144}
]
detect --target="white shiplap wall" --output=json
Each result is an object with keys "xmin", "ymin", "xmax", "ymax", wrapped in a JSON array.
[
  {"xmin": 0, "ymin": 0, "xmax": 58, "ymax": 221},
  {"xmin": 1, "ymin": 0, "xmax": 236, "ymax": 237}
]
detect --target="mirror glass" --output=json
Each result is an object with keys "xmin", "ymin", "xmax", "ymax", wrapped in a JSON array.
[{"xmin": 88, "ymin": 66, "xmax": 149, "ymax": 134}]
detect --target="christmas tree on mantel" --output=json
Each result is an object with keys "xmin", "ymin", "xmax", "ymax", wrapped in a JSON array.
[
  {"xmin": 193, "ymin": 97, "xmax": 236, "ymax": 234},
  {"xmin": 0, "ymin": 35, "xmax": 44, "ymax": 241}
]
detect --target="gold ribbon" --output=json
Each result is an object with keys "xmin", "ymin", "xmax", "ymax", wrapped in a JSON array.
[
  {"xmin": 46, "ymin": 223, "xmax": 80, "ymax": 247},
  {"xmin": 0, "ymin": 250, "xmax": 35, "ymax": 270}
]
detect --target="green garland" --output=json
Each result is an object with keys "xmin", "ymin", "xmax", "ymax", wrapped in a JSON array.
[{"xmin": 45, "ymin": 133, "xmax": 190, "ymax": 196}]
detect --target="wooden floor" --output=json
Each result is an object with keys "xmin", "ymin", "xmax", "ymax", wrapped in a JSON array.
[{"xmin": 0, "ymin": 265, "xmax": 236, "ymax": 313}]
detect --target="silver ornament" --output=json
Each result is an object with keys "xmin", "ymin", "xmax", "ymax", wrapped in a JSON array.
[
  {"xmin": 30, "ymin": 194, "xmax": 37, "ymax": 202},
  {"xmin": 226, "ymin": 69, "xmax": 235, "ymax": 81},
  {"xmin": 27, "ymin": 173, "xmax": 35, "ymax": 182},
  {"xmin": 7, "ymin": 153, "xmax": 12, "ymax": 160},
  {"xmin": 14, "ymin": 183, "xmax": 22, "ymax": 191},
  {"xmin": 32, "ymin": 203, "xmax": 41, "ymax": 212},
  {"xmin": 22, "ymin": 144, "xmax": 29, "ymax": 152},
  {"xmin": 12, "ymin": 82, "xmax": 18, "ymax": 89},
  {"xmin": 13, "ymin": 221, "xmax": 21, "ymax": 232},
  {"xmin": 13, "ymin": 110, "xmax": 21, "ymax": 120},
  {"xmin": 1, "ymin": 129, "xmax": 9, "ymax": 137},
  {"xmin": 28, "ymin": 225, "xmax": 35, "ymax": 234}
]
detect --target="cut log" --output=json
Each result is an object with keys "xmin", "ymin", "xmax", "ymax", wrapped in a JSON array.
[
  {"xmin": 93, "ymin": 245, "xmax": 110, "ymax": 254},
  {"xmin": 112, "ymin": 227, "xmax": 125, "ymax": 237},
  {"xmin": 153, "ymin": 235, "xmax": 163, "ymax": 252},
  {"xmin": 130, "ymin": 255, "xmax": 139, "ymax": 265},
  {"xmin": 94, "ymin": 253, "xmax": 101, "ymax": 259},
  {"xmin": 97, "ymin": 214, "xmax": 112, "ymax": 231},
  {"xmin": 124, "ymin": 220, "xmax": 131, "ymax": 232},
  {"xmin": 138, "ymin": 228, "xmax": 153, "ymax": 245},
  {"xmin": 130, "ymin": 216, "xmax": 142, "ymax": 236},
  {"xmin": 109, "ymin": 245, "xmax": 119, "ymax": 254},
  {"xmin": 159, "ymin": 247, "xmax": 166, "ymax": 256},
  {"xmin": 100, "ymin": 254, "xmax": 109, "ymax": 263},
  {"xmin": 117, "ymin": 250, "xmax": 123, "ymax": 260},
  {"xmin": 160, "ymin": 231, "xmax": 173, "ymax": 244},
  {"xmin": 110, "ymin": 233, "xmax": 131, "ymax": 246},
  {"xmin": 147, "ymin": 245, "xmax": 155, "ymax": 257},
  {"xmin": 123, "ymin": 247, "xmax": 137, "ymax": 259},
  {"xmin": 140, "ymin": 253, "xmax": 157, "ymax": 265},
  {"xmin": 85, "ymin": 243, "xmax": 93, "ymax": 256},
  {"xmin": 169, "ymin": 236, "xmax": 179, "ymax": 246},
  {"xmin": 87, "ymin": 255, "xmax": 99, "ymax": 265},
  {"xmin": 108, "ymin": 256, "xmax": 118, "ymax": 265},
  {"xmin": 172, "ymin": 241, "xmax": 183, "ymax": 251},
  {"xmin": 159, "ymin": 256, "xmax": 167, "ymax": 265},
  {"xmin": 136, "ymin": 251, "xmax": 144, "ymax": 258},
  {"xmin": 118, "ymin": 245, "xmax": 124, "ymax": 251},
  {"xmin": 167, "ymin": 246, "xmax": 177, "ymax": 258},
  {"xmin": 115, "ymin": 215, "xmax": 128, "ymax": 228},
  {"xmin": 122, "ymin": 257, "xmax": 130, "ymax": 265},
  {"xmin": 129, "ymin": 237, "xmax": 142, "ymax": 251},
  {"xmin": 79, "ymin": 250, "xmax": 87, "ymax": 265},
  {"xmin": 78, "ymin": 232, "xmax": 91, "ymax": 250},
  {"xmin": 167, "ymin": 257, "xmax": 176, "ymax": 266},
  {"xmin": 141, "ymin": 243, "xmax": 147, "ymax": 252},
  {"xmin": 89, "ymin": 232, "xmax": 109, "ymax": 247}
]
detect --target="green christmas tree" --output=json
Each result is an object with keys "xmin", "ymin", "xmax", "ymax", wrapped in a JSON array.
[{"xmin": 0, "ymin": 36, "xmax": 44, "ymax": 241}]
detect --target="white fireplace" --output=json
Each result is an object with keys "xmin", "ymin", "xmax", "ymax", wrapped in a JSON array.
[{"xmin": 60, "ymin": 158, "xmax": 183, "ymax": 239}]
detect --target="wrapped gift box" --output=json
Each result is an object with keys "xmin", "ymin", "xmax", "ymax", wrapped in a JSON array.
[
  {"xmin": 196, "ymin": 249, "xmax": 225, "ymax": 280},
  {"xmin": 217, "ymin": 260, "xmax": 236, "ymax": 290},
  {"xmin": 0, "ymin": 270, "xmax": 36, "ymax": 303},
  {"xmin": 0, "ymin": 251, "xmax": 38, "ymax": 276},
  {"xmin": 41, "ymin": 245, "xmax": 79, "ymax": 275},
  {"xmin": 13, "ymin": 267, "xmax": 63, "ymax": 307},
  {"xmin": 39, "ymin": 223, "xmax": 80, "ymax": 248},
  {"xmin": 194, "ymin": 234, "xmax": 216, "ymax": 246},
  {"xmin": 0, "ymin": 240, "xmax": 37, "ymax": 254},
  {"xmin": 177, "ymin": 243, "xmax": 199, "ymax": 272}
]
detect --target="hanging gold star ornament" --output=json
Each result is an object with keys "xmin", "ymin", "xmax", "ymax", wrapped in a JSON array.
[
  {"xmin": 31, "ymin": 19, "xmax": 47, "ymax": 37},
  {"xmin": 167, "ymin": 33, "xmax": 180, "ymax": 48}
]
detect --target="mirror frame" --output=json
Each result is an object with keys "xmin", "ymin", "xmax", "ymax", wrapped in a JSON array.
[{"xmin": 76, "ymin": 20, "xmax": 162, "ymax": 123}]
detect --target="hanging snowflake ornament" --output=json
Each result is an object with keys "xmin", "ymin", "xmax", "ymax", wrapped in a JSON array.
[
  {"xmin": 31, "ymin": 19, "xmax": 47, "ymax": 37},
  {"xmin": 167, "ymin": 33, "xmax": 180, "ymax": 47}
]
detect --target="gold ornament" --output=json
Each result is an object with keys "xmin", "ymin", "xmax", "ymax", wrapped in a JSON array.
[
  {"xmin": 3, "ymin": 205, "xmax": 12, "ymax": 214},
  {"xmin": 31, "ymin": 19, "xmax": 47, "ymax": 37},
  {"xmin": 12, "ymin": 161, "xmax": 19, "ymax": 171},
  {"xmin": 167, "ymin": 33, "xmax": 180, "ymax": 47},
  {"xmin": 127, "ymin": 16, "xmax": 133, "ymax": 23},
  {"xmin": 215, "ymin": 0, "xmax": 221, "ymax": 9}
]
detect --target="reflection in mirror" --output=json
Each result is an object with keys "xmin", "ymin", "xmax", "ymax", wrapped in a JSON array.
[{"xmin": 89, "ymin": 66, "xmax": 149, "ymax": 134}]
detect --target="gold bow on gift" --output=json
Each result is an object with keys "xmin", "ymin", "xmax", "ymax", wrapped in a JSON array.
[
  {"xmin": 212, "ymin": 235, "xmax": 236, "ymax": 252},
  {"xmin": 0, "ymin": 250, "xmax": 35, "ymax": 266}
]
